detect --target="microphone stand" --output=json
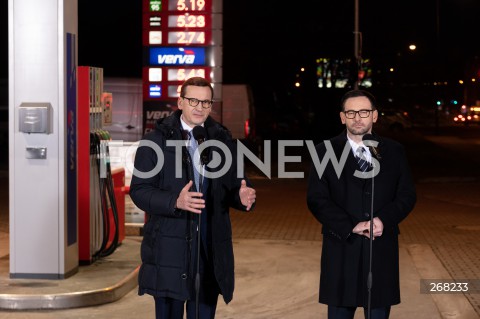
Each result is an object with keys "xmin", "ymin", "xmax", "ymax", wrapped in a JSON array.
[
  {"xmin": 367, "ymin": 157, "xmax": 375, "ymax": 319},
  {"xmin": 191, "ymin": 126, "xmax": 208, "ymax": 319},
  {"xmin": 195, "ymin": 161, "xmax": 205, "ymax": 319}
]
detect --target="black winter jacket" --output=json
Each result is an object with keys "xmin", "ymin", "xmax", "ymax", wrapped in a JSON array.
[{"xmin": 130, "ymin": 110, "xmax": 252, "ymax": 304}]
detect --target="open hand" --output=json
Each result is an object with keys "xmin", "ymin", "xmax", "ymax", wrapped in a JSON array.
[
  {"xmin": 175, "ymin": 180, "xmax": 205, "ymax": 214},
  {"xmin": 239, "ymin": 179, "xmax": 256, "ymax": 211}
]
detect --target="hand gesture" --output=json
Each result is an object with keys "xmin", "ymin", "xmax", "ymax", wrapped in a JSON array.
[
  {"xmin": 175, "ymin": 180, "xmax": 205, "ymax": 214},
  {"xmin": 239, "ymin": 179, "xmax": 256, "ymax": 211}
]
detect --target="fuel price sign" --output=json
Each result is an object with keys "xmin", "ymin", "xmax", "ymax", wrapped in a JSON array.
[{"xmin": 142, "ymin": 0, "xmax": 222, "ymax": 134}]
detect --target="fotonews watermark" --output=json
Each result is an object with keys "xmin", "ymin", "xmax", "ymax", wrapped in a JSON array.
[{"xmin": 102, "ymin": 139, "xmax": 381, "ymax": 180}]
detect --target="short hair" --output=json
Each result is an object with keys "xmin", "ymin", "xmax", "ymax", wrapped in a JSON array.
[
  {"xmin": 180, "ymin": 77, "xmax": 214, "ymax": 99},
  {"xmin": 340, "ymin": 90, "xmax": 376, "ymax": 111}
]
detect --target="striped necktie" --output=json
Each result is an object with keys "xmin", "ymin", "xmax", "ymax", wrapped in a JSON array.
[{"xmin": 355, "ymin": 147, "xmax": 371, "ymax": 172}]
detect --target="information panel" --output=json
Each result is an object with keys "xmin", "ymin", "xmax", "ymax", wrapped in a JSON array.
[{"xmin": 142, "ymin": 0, "xmax": 222, "ymax": 133}]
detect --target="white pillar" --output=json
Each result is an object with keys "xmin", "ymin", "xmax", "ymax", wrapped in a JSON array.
[{"xmin": 8, "ymin": 0, "xmax": 78, "ymax": 279}]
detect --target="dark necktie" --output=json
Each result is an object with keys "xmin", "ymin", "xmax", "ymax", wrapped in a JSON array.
[
  {"xmin": 356, "ymin": 147, "xmax": 371, "ymax": 172},
  {"xmin": 188, "ymin": 131, "xmax": 210, "ymax": 255}
]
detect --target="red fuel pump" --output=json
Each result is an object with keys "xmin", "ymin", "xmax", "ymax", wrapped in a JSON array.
[{"xmin": 77, "ymin": 66, "xmax": 125, "ymax": 264}]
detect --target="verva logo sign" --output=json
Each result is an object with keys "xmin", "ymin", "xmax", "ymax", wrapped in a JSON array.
[
  {"xmin": 150, "ymin": 47, "xmax": 206, "ymax": 66},
  {"xmin": 146, "ymin": 110, "xmax": 172, "ymax": 119}
]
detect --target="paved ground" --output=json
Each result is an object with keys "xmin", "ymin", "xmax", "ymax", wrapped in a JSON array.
[{"xmin": 0, "ymin": 126, "xmax": 480, "ymax": 318}]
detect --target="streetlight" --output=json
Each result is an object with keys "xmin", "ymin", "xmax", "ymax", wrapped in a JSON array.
[{"xmin": 353, "ymin": 0, "xmax": 361, "ymax": 89}]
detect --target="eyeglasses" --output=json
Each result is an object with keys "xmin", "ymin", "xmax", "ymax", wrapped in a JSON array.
[
  {"xmin": 181, "ymin": 96, "xmax": 213, "ymax": 109},
  {"xmin": 343, "ymin": 109, "xmax": 373, "ymax": 119}
]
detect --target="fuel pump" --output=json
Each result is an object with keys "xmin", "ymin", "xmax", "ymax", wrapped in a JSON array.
[
  {"xmin": 78, "ymin": 66, "xmax": 124, "ymax": 264},
  {"xmin": 90, "ymin": 129, "xmax": 120, "ymax": 258}
]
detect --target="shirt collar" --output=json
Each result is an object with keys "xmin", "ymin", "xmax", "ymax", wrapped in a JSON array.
[
  {"xmin": 180, "ymin": 115, "xmax": 205, "ymax": 133},
  {"xmin": 346, "ymin": 135, "xmax": 371, "ymax": 159},
  {"xmin": 180, "ymin": 116, "xmax": 192, "ymax": 132}
]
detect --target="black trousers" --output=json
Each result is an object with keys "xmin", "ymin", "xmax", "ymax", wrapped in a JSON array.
[
  {"xmin": 154, "ymin": 237, "xmax": 219, "ymax": 319},
  {"xmin": 154, "ymin": 295, "xmax": 218, "ymax": 319},
  {"xmin": 328, "ymin": 305, "xmax": 391, "ymax": 319}
]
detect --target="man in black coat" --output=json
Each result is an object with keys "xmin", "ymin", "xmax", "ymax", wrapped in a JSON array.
[
  {"xmin": 130, "ymin": 77, "xmax": 256, "ymax": 319},
  {"xmin": 307, "ymin": 90, "xmax": 416, "ymax": 319}
]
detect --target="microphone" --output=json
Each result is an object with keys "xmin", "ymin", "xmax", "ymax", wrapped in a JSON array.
[
  {"xmin": 362, "ymin": 133, "xmax": 381, "ymax": 161},
  {"xmin": 192, "ymin": 125, "xmax": 206, "ymax": 144},
  {"xmin": 192, "ymin": 125, "xmax": 209, "ymax": 165}
]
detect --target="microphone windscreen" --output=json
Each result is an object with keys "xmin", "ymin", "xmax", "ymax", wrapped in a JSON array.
[
  {"xmin": 362, "ymin": 133, "xmax": 381, "ymax": 160},
  {"xmin": 362, "ymin": 133, "xmax": 376, "ymax": 142},
  {"xmin": 192, "ymin": 125, "xmax": 206, "ymax": 142}
]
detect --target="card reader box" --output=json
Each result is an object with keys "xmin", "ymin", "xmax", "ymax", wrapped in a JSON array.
[{"xmin": 18, "ymin": 102, "xmax": 53, "ymax": 134}]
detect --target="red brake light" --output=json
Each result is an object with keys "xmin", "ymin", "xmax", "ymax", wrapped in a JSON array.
[{"xmin": 244, "ymin": 119, "xmax": 250, "ymax": 138}]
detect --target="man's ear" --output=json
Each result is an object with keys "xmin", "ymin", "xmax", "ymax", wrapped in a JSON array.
[
  {"xmin": 178, "ymin": 97, "xmax": 184, "ymax": 110},
  {"xmin": 340, "ymin": 112, "xmax": 346, "ymax": 124},
  {"xmin": 372, "ymin": 110, "xmax": 378, "ymax": 123}
]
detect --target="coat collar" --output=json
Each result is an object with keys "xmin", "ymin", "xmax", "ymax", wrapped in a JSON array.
[{"xmin": 155, "ymin": 110, "xmax": 230, "ymax": 141}]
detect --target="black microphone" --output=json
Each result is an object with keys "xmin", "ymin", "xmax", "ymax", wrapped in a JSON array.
[
  {"xmin": 192, "ymin": 125, "xmax": 209, "ymax": 165},
  {"xmin": 362, "ymin": 133, "xmax": 381, "ymax": 160},
  {"xmin": 192, "ymin": 125, "xmax": 206, "ymax": 144}
]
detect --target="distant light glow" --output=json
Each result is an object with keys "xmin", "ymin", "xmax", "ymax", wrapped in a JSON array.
[
  {"xmin": 316, "ymin": 57, "xmax": 372, "ymax": 89},
  {"xmin": 408, "ymin": 44, "xmax": 416, "ymax": 51}
]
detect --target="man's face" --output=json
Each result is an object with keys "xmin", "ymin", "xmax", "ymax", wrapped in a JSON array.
[
  {"xmin": 340, "ymin": 96, "xmax": 378, "ymax": 137},
  {"xmin": 178, "ymin": 85, "xmax": 212, "ymax": 128}
]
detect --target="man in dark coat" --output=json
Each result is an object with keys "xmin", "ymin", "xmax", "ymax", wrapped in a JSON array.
[
  {"xmin": 130, "ymin": 77, "xmax": 256, "ymax": 319},
  {"xmin": 307, "ymin": 90, "xmax": 416, "ymax": 319}
]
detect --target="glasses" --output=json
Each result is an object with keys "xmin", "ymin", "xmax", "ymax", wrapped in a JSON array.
[
  {"xmin": 343, "ymin": 109, "xmax": 373, "ymax": 119},
  {"xmin": 181, "ymin": 96, "xmax": 213, "ymax": 109}
]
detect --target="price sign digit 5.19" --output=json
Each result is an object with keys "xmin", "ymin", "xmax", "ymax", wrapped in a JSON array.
[{"xmin": 169, "ymin": 0, "xmax": 208, "ymax": 11}]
